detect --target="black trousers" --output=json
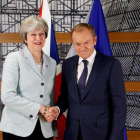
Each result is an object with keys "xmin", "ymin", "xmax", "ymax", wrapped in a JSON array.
[{"xmin": 3, "ymin": 119, "xmax": 53, "ymax": 140}]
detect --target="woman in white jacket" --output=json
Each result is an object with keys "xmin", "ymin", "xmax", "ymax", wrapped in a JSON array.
[{"xmin": 0, "ymin": 16, "xmax": 57, "ymax": 140}]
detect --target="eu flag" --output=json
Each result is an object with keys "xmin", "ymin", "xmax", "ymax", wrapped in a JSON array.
[{"xmin": 88, "ymin": 0, "xmax": 112, "ymax": 56}]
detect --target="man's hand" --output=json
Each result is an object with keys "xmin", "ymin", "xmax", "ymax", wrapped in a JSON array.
[
  {"xmin": 43, "ymin": 106, "xmax": 59, "ymax": 122},
  {"xmin": 43, "ymin": 106, "xmax": 56, "ymax": 122},
  {"xmin": 48, "ymin": 107, "xmax": 59, "ymax": 120}
]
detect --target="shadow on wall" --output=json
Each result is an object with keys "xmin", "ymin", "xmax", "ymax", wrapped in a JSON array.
[
  {"xmin": 0, "ymin": 91, "xmax": 4, "ymax": 121},
  {"xmin": 0, "ymin": 96, "xmax": 4, "ymax": 120},
  {"xmin": 0, "ymin": 65, "xmax": 4, "ymax": 120}
]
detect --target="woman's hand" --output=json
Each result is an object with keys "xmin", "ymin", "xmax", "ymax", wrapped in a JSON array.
[
  {"xmin": 39, "ymin": 105, "xmax": 55, "ymax": 122},
  {"xmin": 39, "ymin": 105, "xmax": 46, "ymax": 114}
]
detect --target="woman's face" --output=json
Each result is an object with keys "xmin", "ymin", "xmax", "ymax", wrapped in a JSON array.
[{"xmin": 25, "ymin": 28, "xmax": 46, "ymax": 53}]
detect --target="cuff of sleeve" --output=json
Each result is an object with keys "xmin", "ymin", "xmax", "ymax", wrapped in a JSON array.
[
  {"xmin": 55, "ymin": 106, "xmax": 60, "ymax": 120},
  {"xmin": 28, "ymin": 103, "xmax": 41, "ymax": 120}
]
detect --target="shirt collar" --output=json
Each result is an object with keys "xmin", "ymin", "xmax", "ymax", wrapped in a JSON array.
[{"xmin": 78, "ymin": 49, "xmax": 96, "ymax": 65}]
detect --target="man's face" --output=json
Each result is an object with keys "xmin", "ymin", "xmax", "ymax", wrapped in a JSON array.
[{"xmin": 72, "ymin": 28, "xmax": 97, "ymax": 59}]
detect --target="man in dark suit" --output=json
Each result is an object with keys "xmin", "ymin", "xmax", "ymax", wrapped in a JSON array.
[{"xmin": 49, "ymin": 23, "xmax": 127, "ymax": 140}]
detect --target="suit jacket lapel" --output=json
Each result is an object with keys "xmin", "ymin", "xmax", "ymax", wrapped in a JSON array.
[
  {"xmin": 42, "ymin": 53, "xmax": 50, "ymax": 76},
  {"xmin": 81, "ymin": 51, "xmax": 105, "ymax": 101},
  {"xmin": 72, "ymin": 56, "xmax": 80, "ymax": 101},
  {"xmin": 23, "ymin": 47, "xmax": 43, "ymax": 80}
]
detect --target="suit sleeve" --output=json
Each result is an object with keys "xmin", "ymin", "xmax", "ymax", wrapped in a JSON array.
[
  {"xmin": 1, "ymin": 53, "xmax": 41, "ymax": 120},
  {"xmin": 109, "ymin": 59, "xmax": 127, "ymax": 140},
  {"xmin": 55, "ymin": 60, "xmax": 68, "ymax": 117}
]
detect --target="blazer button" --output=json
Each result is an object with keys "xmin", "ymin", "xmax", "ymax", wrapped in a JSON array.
[
  {"xmin": 29, "ymin": 115, "xmax": 33, "ymax": 118},
  {"xmin": 79, "ymin": 103, "xmax": 82, "ymax": 106},
  {"xmin": 41, "ymin": 83, "xmax": 44, "ymax": 86},
  {"xmin": 40, "ymin": 95, "xmax": 43, "ymax": 98}
]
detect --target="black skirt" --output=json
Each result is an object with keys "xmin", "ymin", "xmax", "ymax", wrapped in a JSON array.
[{"xmin": 3, "ymin": 119, "xmax": 53, "ymax": 140}]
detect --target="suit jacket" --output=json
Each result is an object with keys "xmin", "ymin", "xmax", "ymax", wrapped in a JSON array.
[
  {"xmin": 56, "ymin": 51, "xmax": 127, "ymax": 140},
  {"xmin": 0, "ymin": 47, "xmax": 57, "ymax": 138}
]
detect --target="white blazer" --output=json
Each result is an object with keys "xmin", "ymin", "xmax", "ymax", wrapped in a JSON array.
[{"xmin": 0, "ymin": 47, "xmax": 57, "ymax": 138}]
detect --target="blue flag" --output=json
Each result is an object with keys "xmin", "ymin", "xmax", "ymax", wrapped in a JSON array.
[
  {"xmin": 88, "ymin": 0, "xmax": 112, "ymax": 56},
  {"xmin": 50, "ymin": 23, "xmax": 60, "ymax": 65},
  {"xmin": 88, "ymin": 0, "xmax": 127, "ymax": 140}
]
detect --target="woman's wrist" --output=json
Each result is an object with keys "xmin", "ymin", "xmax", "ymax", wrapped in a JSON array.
[
  {"xmin": 42, "ymin": 106, "xmax": 47, "ymax": 116},
  {"xmin": 39, "ymin": 105, "xmax": 45, "ymax": 114},
  {"xmin": 39, "ymin": 105, "xmax": 50, "ymax": 116}
]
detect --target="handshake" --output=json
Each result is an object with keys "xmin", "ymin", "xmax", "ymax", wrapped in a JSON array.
[{"xmin": 39, "ymin": 105, "xmax": 59, "ymax": 122}]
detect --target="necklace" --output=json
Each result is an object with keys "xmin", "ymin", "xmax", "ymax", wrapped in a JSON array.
[{"xmin": 36, "ymin": 58, "xmax": 42, "ymax": 65}]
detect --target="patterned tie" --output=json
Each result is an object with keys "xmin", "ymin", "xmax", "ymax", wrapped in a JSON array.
[{"xmin": 78, "ymin": 60, "xmax": 88, "ymax": 98}]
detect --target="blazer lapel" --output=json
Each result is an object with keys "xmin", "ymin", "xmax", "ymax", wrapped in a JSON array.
[
  {"xmin": 71, "ymin": 56, "xmax": 80, "ymax": 101},
  {"xmin": 42, "ymin": 53, "xmax": 50, "ymax": 76},
  {"xmin": 81, "ymin": 51, "xmax": 105, "ymax": 101},
  {"xmin": 23, "ymin": 47, "xmax": 43, "ymax": 80}
]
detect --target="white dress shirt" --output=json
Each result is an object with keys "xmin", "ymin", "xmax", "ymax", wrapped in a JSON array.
[
  {"xmin": 36, "ymin": 62, "xmax": 43, "ymax": 74},
  {"xmin": 77, "ymin": 49, "xmax": 97, "ymax": 85}
]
